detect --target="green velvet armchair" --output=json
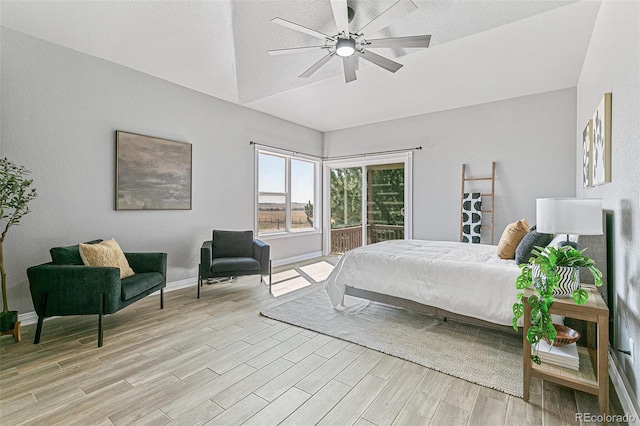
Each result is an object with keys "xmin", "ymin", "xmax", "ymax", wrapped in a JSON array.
[{"xmin": 27, "ymin": 240, "xmax": 167, "ymax": 347}]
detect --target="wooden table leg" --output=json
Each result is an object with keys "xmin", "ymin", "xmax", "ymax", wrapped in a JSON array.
[
  {"xmin": 523, "ymin": 299, "xmax": 532, "ymax": 401},
  {"xmin": 597, "ymin": 314, "xmax": 609, "ymax": 419}
]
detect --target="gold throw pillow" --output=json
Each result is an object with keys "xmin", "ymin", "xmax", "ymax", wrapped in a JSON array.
[
  {"xmin": 497, "ymin": 219, "xmax": 530, "ymax": 260},
  {"xmin": 79, "ymin": 238, "xmax": 135, "ymax": 279}
]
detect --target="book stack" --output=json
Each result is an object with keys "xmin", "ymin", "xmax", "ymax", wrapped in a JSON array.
[{"xmin": 533, "ymin": 340, "xmax": 580, "ymax": 370}]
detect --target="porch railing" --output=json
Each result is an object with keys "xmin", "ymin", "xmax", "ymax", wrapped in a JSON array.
[
  {"xmin": 368, "ymin": 224, "xmax": 404, "ymax": 244},
  {"xmin": 330, "ymin": 226, "xmax": 362, "ymax": 254},
  {"xmin": 330, "ymin": 224, "xmax": 404, "ymax": 254}
]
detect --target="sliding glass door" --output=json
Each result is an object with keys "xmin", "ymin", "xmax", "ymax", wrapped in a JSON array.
[
  {"xmin": 324, "ymin": 153, "xmax": 412, "ymax": 255},
  {"xmin": 329, "ymin": 167, "xmax": 363, "ymax": 254},
  {"xmin": 366, "ymin": 163, "xmax": 405, "ymax": 245}
]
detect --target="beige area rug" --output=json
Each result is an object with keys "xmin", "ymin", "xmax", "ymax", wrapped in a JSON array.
[{"xmin": 261, "ymin": 289, "xmax": 524, "ymax": 397}]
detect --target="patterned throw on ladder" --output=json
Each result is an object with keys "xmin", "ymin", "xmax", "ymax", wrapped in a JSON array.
[{"xmin": 461, "ymin": 192, "xmax": 482, "ymax": 243}]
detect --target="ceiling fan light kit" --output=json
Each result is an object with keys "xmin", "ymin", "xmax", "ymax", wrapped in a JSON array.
[
  {"xmin": 269, "ymin": 0, "xmax": 431, "ymax": 83},
  {"xmin": 335, "ymin": 38, "xmax": 356, "ymax": 57}
]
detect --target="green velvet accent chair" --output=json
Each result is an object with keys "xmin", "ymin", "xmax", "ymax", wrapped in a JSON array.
[
  {"xmin": 198, "ymin": 230, "xmax": 271, "ymax": 298},
  {"xmin": 27, "ymin": 240, "xmax": 167, "ymax": 347}
]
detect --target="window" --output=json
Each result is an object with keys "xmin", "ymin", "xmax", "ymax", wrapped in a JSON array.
[{"xmin": 257, "ymin": 150, "xmax": 319, "ymax": 236}]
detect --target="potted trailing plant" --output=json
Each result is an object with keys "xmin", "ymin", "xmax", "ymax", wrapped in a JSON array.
[
  {"xmin": 0, "ymin": 158, "xmax": 37, "ymax": 336},
  {"xmin": 512, "ymin": 244, "xmax": 603, "ymax": 364}
]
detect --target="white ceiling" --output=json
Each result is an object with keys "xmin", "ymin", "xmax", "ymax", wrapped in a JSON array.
[{"xmin": 1, "ymin": 0, "xmax": 601, "ymax": 132}]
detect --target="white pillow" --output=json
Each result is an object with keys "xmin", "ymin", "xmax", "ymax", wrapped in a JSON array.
[{"xmin": 549, "ymin": 234, "xmax": 579, "ymax": 248}]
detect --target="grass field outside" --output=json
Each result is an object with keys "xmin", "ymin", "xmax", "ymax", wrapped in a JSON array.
[{"xmin": 259, "ymin": 202, "xmax": 313, "ymax": 233}]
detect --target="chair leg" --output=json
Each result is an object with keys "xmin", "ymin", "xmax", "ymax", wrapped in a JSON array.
[
  {"xmin": 13, "ymin": 321, "xmax": 21, "ymax": 343},
  {"xmin": 269, "ymin": 260, "xmax": 273, "ymax": 294},
  {"xmin": 34, "ymin": 292, "xmax": 47, "ymax": 344},
  {"xmin": 98, "ymin": 293, "xmax": 104, "ymax": 348},
  {"xmin": 160, "ymin": 288, "xmax": 164, "ymax": 309},
  {"xmin": 197, "ymin": 270, "xmax": 201, "ymax": 299}
]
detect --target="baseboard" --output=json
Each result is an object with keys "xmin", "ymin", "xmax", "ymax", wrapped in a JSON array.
[
  {"xmin": 272, "ymin": 251, "xmax": 323, "ymax": 267},
  {"xmin": 17, "ymin": 276, "xmax": 198, "ymax": 327},
  {"xmin": 609, "ymin": 351, "xmax": 640, "ymax": 424},
  {"xmin": 17, "ymin": 311, "xmax": 39, "ymax": 326},
  {"xmin": 164, "ymin": 277, "xmax": 196, "ymax": 292}
]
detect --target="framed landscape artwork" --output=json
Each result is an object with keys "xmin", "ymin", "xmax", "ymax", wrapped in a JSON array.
[
  {"xmin": 116, "ymin": 131, "xmax": 192, "ymax": 210},
  {"xmin": 582, "ymin": 119, "xmax": 592, "ymax": 188},
  {"xmin": 592, "ymin": 93, "xmax": 612, "ymax": 186}
]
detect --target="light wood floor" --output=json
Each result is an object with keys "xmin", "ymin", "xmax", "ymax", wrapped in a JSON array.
[{"xmin": 0, "ymin": 259, "xmax": 626, "ymax": 425}]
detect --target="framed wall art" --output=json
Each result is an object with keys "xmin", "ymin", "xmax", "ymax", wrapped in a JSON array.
[
  {"xmin": 116, "ymin": 131, "xmax": 192, "ymax": 210},
  {"xmin": 592, "ymin": 93, "xmax": 612, "ymax": 186},
  {"xmin": 582, "ymin": 119, "xmax": 593, "ymax": 188}
]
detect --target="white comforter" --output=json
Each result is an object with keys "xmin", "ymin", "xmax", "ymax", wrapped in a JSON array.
[{"xmin": 325, "ymin": 239, "xmax": 521, "ymax": 326}]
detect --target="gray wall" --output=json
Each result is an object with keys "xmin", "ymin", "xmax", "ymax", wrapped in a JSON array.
[
  {"xmin": 324, "ymin": 88, "xmax": 577, "ymax": 243},
  {"xmin": 576, "ymin": 0, "xmax": 640, "ymax": 408},
  {"xmin": 0, "ymin": 28, "xmax": 323, "ymax": 315}
]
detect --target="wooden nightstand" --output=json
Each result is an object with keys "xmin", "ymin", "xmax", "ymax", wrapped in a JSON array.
[{"xmin": 522, "ymin": 284, "xmax": 609, "ymax": 417}]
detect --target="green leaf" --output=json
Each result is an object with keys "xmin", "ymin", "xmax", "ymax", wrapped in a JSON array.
[
  {"xmin": 531, "ymin": 354, "xmax": 541, "ymax": 365},
  {"xmin": 531, "ymin": 305, "xmax": 540, "ymax": 320},
  {"xmin": 543, "ymin": 319, "xmax": 556, "ymax": 338},
  {"xmin": 513, "ymin": 303, "xmax": 524, "ymax": 318},
  {"xmin": 515, "ymin": 274, "xmax": 531, "ymax": 290},
  {"xmin": 572, "ymin": 288, "xmax": 589, "ymax": 305},
  {"xmin": 526, "ymin": 326, "xmax": 540, "ymax": 344}
]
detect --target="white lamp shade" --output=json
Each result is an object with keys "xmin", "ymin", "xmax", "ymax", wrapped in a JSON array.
[{"xmin": 536, "ymin": 198, "xmax": 603, "ymax": 235}]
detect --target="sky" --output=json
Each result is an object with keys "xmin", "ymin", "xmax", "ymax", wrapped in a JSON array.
[{"xmin": 259, "ymin": 153, "xmax": 314, "ymax": 204}]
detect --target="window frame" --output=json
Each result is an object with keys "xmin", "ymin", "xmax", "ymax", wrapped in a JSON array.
[{"xmin": 255, "ymin": 148, "xmax": 321, "ymax": 237}]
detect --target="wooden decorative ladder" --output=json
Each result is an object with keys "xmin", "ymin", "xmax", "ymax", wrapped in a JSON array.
[{"xmin": 460, "ymin": 162, "xmax": 496, "ymax": 244}]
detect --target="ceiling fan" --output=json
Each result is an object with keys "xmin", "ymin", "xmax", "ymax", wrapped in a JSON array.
[{"xmin": 268, "ymin": 0, "xmax": 431, "ymax": 83}]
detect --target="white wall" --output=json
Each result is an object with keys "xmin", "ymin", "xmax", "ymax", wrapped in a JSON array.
[
  {"xmin": 324, "ymin": 88, "xmax": 577, "ymax": 243},
  {"xmin": 0, "ymin": 28, "xmax": 323, "ymax": 314},
  {"xmin": 576, "ymin": 0, "xmax": 640, "ymax": 409}
]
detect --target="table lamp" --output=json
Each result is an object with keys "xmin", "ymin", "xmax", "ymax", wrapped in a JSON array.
[{"xmin": 536, "ymin": 198, "xmax": 603, "ymax": 250}]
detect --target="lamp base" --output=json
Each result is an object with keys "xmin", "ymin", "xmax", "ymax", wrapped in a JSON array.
[{"xmin": 557, "ymin": 235, "xmax": 580, "ymax": 251}]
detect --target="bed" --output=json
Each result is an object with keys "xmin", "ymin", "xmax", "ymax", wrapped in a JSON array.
[
  {"xmin": 325, "ymin": 239, "xmax": 521, "ymax": 328},
  {"xmin": 325, "ymin": 234, "xmax": 608, "ymax": 329}
]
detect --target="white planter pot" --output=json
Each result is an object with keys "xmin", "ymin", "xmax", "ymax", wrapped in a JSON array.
[{"xmin": 532, "ymin": 265, "xmax": 580, "ymax": 298}]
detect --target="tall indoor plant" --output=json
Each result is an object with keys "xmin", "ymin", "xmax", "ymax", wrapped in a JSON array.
[
  {"xmin": 512, "ymin": 244, "xmax": 603, "ymax": 364},
  {"xmin": 0, "ymin": 158, "xmax": 37, "ymax": 332}
]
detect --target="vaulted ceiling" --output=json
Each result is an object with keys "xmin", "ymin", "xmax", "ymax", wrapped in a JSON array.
[{"xmin": 1, "ymin": 0, "xmax": 601, "ymax": 131}]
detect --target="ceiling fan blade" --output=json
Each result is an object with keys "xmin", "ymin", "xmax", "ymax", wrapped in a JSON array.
[
  {"xmin": 356, "ymin": 49, "xmax": 403, "ymax": 73},
  {"xmin": 271, "ymin": 17, "xmax": 334, "ymax": 41},
  {"xmin": 268, "ymin": 45, "xmax": 329, "ymax": 56},
  {"xmin": 299, "ymin": 52, "xmax": 335, "ymax": 78},
  {"xmin": 357, "ymin": 0, "xmax": 417, "ymax": 36},
  {"xmin": 330, "ymin": 0, "xmax": 350, "ymax": 38},
  {"xmin": 342, "ymin": 56, "xmax": 357, "ymax": 83},
  {"xmin": 366, "ymin": 35, "xmax": 431, "ymax": 49}
]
